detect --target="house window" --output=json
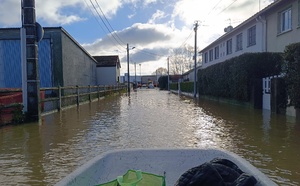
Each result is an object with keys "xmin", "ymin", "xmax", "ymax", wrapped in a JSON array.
[
  {"xmin": 209, "ymin": 49, "xmax": 213, "ymax": 61},
  {"xmin": 204, "ymin": 52, "xmax": 208, "ymax": 63},
  {"xmin": 236, "ymin": 33, "xmax": 243, "ymax": 51},
  {"xmin": 226, "ymin": 39, "xmax": 232, "ymax": 55},
  {"xmin": 214, "ymin": 46, "xmax": 219, "ymax": 59},
  {"xmin": 279, "ymin": 7, "xmax": 292, "ymax": 33},
  {"xmin": 247, "ymin": 26, "xmax": 256, "ymax": 47}
]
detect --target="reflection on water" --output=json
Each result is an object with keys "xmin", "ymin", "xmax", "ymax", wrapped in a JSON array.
[{"xmin": 0, "ymin": 89, "xmax": 299, "ymax": 185}]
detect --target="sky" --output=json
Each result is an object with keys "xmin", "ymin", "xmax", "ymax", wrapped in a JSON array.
[{"xmin": 0, "ymin": 0, "xmax": 274, "ymax": 76}]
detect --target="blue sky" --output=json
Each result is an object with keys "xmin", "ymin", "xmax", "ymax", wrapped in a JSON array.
[{"xmin": 0, "ymin": 0, "xmax": 273, "ymax": 75}]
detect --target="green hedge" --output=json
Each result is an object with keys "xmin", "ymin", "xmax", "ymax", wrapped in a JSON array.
[
  {"xmin": 158, "ymin": 76, "xmax": 168, "ymax": 90},
  {"xmin": 180, "ymin": 82, "xmax": 194, "ymax": 93},
  {"xmin": 170, "ymin": 83, "xmax": 178, "ymax": 90},
  {"xmin": 198, "ymin": 52, "xmax": 283, "ymax": 102},
  {"xmin": 283, "ymin": 43, "xmax": 300, "ymax": 108}
]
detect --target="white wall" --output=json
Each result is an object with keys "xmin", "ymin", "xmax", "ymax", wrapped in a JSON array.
[
  {"xmin": 201, "ymin": 20, "xmax": 264, "ymax": 69},
  {"xmin": 96, "ymin": 67, "xmax": 117, "ymax": 85},
  {"xmin": 266, "ymin": 1, "xmax": 300, "ymax": 52}
]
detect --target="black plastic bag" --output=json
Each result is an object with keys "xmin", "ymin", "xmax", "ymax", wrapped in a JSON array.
[{"xmin": 174, "ymin": 158, "xmax": 257, "ymax": 186}]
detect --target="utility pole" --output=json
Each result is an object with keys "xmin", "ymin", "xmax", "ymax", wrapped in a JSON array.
[
  {"xmin": 126, "ymin": 44, "xmax": 135, "ymax": 93},
  {"xmin": 167, "ymin": 57, "xmax": 170, "ymax": 91},
  {"xmin": 22, "ymin": 0, "xmax": 41, "ymax": 121},
  {"xmin": 134, "ymin": 62, "xmax": 136, "ymax": 88},
  {"xmin": 193, "ymin": 21, "xmax": 198, "ymax": 98},
  {"xmin": 139, "ymin": 64, "xmax": 141, "ymax": 84},
  {"xmin": 127, "ymin": 43, "xmax": 130, "ymax": 94}
]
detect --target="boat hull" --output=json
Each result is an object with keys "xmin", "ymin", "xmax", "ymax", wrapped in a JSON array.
[{"xmin": 55, "ymin": 148, "xmax": 276, "ymax": 186}]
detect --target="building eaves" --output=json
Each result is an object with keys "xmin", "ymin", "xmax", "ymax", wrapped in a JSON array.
[{"xmin": 94, "ymin": 55, "xmax": 121, "ymax": 68}]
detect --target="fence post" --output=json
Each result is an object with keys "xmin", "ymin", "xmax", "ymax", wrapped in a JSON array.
[
  {"xmin": 76, "ymin": 85, "xmax": 79, "ymax": 106},
  {"xmin": 97, "ymin": 85, "xmax": 100, "ymax": 100},
  {"xmin": 88, "ymin": 85, "xmax": 91, "ymax": 102},
  {"xmin": 58, "ymin": 86, "xmax": 62, "ymax": 110}
]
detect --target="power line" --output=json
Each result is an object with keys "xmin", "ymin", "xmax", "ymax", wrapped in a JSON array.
[
  {"xmin": 217, "ymin": 0, "xmax": 239, "ymax": 15},
  {"xmin": 94, "ymin": 0, "xmax": 126, "ymax": 45},
  {"xmin": 84, "ymin": 0, "xmax": 196, "ymax": 59},
  {"xmin": 83, "ymin": 0, "xmax": 124, "ymax": 51},
  {"xmin": 88, "ymin": 0, "xmax": 125, "ymax": 49},
  {"xmin": 207, "ymin": 0, "xmax": 223, "ymax": 15},
  {"xmin": 178, "ymin": 28, "xmax": 194, "ymax": 49}
]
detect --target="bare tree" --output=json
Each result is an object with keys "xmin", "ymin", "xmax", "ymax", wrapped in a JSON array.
[
  {"xmin": 169, "ymin": 45, "xmax": 195, "ymax": 75},
  {"xmin": 152, "ymin": 67, "xmax": 168, "ymax": 75}
]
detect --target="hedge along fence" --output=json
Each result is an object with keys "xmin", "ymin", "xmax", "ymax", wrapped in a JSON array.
[
  {"xmin": 180, "ymin": 82, "xmax": 194, "ymax": 93},
  {"xmin": 283, "ymin": 43, "xmax": 300, "ymax": 108},
  {"xmin": 198, "ymin": 52, "xmax": 283, "ymax": 102},
  {"xmin": 170, "ymin": 83, "xmax": 178, "ymax": 90}
]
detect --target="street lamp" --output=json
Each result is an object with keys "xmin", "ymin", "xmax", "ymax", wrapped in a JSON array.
[{"xmin": 127, "ymin": 43, "xmax": 135, "ymax": 93}]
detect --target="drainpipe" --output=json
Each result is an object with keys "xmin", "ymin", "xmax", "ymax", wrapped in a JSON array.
[{"xmin": 256, "ymin": 15, "xmax": 267, "ymax": 52}]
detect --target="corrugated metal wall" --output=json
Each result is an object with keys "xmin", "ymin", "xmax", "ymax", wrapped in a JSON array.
[{"xmin": 0, "ymin": 39, "xmax": 52, "ymax": 88}]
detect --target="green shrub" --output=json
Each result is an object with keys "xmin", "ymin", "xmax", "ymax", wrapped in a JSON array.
[
  {"xmin": 283, "ymin": 43, "xmax": 300, "ymax": 108},
  {"xmin": 180, "ymin": 82, "xmax": 194, "ymax": 93},
  {"xmin": 198, "ymin": 52, "xmax": 283, "ymax": 102},
  {"xmin": 158, "ymin": 76, "xmax": 168, "ymax": 90},
  {"xmin": 170, "ymin": 83, "xmax": 178, "ymax": 90}
]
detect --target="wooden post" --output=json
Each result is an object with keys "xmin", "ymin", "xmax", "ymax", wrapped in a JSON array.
[
  {"xmin": 88, "ymin": 85, "xmax": 91, "ymax": 102},
  {"xmin": 58, "ymin": 86, "xmax": 61, "ymax": 110},
  {"xmin": 97, "ymin": 85, "xmax": 100, "ymax": 100},
  {"xmin": 76, "ymin": 86, "xmax": 79, "ymax": 106}
]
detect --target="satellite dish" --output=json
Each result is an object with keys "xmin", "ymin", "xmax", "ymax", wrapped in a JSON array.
[
  {"xmin": 35, "ymin": 22, "xmax": 44, "ymax": 42},
  {"xmin": 224, "ymin": 26, "xmax": 233, "ymax": 33}
]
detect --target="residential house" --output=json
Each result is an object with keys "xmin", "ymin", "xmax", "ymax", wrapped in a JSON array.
[
  {"xmin": 199, "ymin": 0, "xmax": 300, "ymax": 116},
  {"xmin": 200, "ymin": 14, "xmax": 265, "ymax": 69},
  {"xmin": 264, "ymin": 0, "xmax": 300, "ymax": 52},
  {"xmin": 263, "ymin": 0, "xmax": 300, "ymax": 116},
  {"xmin": 93, "ymin": 55, "xmax": 121, "ymax": 85}
]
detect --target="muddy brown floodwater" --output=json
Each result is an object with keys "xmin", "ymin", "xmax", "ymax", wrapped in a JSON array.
[{"xmin": 0, "ymin": 89, "xmax": 299, "ymax": 185}]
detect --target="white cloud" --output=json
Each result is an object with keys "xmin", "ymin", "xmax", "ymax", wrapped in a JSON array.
[
  {"xmin": 82, "ymin": 21, "xmax": 194, "ymax": 75},
  {"xmin": 36, "ymin": 0, "xmax": 85, "ymax": 25},
  {"xmin": 143, "ymin": 0, "xmax": 157, "ymax": 6},
  {"xmin": 0, "ymin": 1, "xmax": 22, "ymax": 26},
  {"xmin": 0, "ymin": 0, "xmax": 123, "ymax": 27},
  {"xmin": 148, "ymin": 10, "xmax": 166, "ymax": 24}
]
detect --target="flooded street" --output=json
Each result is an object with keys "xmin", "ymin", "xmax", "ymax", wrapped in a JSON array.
[{"xmin": 0, "ymin": 89, "xmax": 299, "ymax": 185}]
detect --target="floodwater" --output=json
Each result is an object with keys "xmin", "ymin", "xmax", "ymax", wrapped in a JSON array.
[{"xmin": 0, "ymin": 89, "xmax": 299, "ymax": 185}]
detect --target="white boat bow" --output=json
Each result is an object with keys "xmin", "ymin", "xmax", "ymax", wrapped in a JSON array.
[{"xmin": 55, "ymin": 148, "xmax": 276, "ymax": 186}]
